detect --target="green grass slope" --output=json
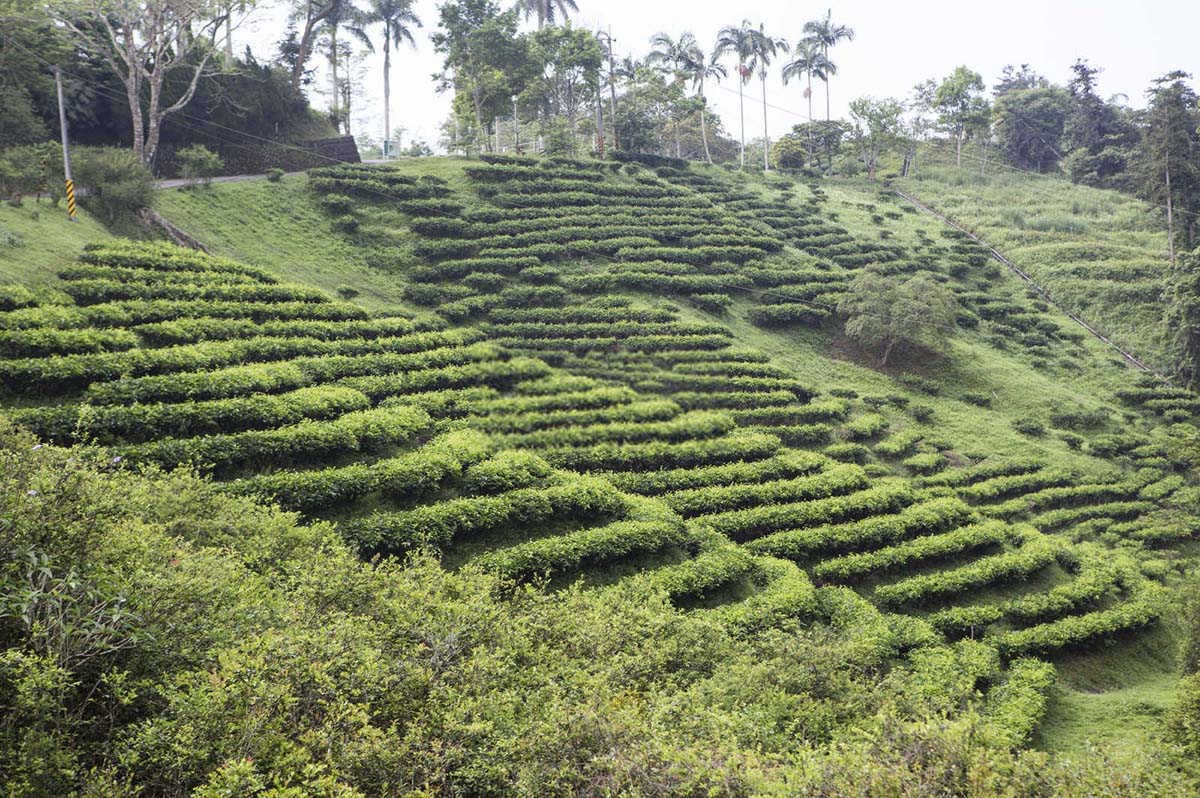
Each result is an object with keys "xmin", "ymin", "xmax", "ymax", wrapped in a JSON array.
[
  {"xmin": 0, "ymin": 198, "xmax": 114, "ymax": 284},
  {"xmin": 896, "ymin": 161, "xmax": 1171, "ymax": 370}
]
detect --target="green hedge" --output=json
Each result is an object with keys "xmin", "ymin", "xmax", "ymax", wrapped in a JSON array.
[
  {"xmin": 225, "ymin": 429, "xmax": 492, "ymax": 511},
  {"xmin": 661, "ymin": 463, "xmax": 868, "ymax": 519},
  {"xmin": 346, "ymin": 476, "xmax": 630, "ymax": 551},
  {"xmin": 601, "ymin": 451, "xmax": 826, "ymax": 495},
  {"xmin": 60, "ymin": 278, "xmax": 329, "ymax": 306},
  {"xmin": 493, "ymin": 410, "xmax": 733, "ymax": 450},
  {"xmin": 117, "ymin": 404, "xmax": 432, "ymax": 473},
  {"xmin": 339, "ymin": 357, "xmax": 552, "ymax": 401},
  {"xmin": 467, "ymin": 398, "xmax": 678, "ymax": 435},
  {"xmin": 540, "ymin": 430, "xmax": 781, "ymax": 472},
  {"xmin": 873, "ymin": 530, "xmax": 1060, "ymax": 608},
  {"xmin": 466, "ymin": 385, "xmax": 638, "ymax": 416},
  {"xmin": 703, "ymin": 481, "xmax": 915, "ymax": 543},
  {"xmin": 475, "ymin": 515, "xmax": 687, "ymax": 580},
  {"xmin": 132, "ymin": 316, "xmax": 423, "ymax": 346},
  {"xmin": 812, "ymin": 521, "xmax": 1008, "ymax": 582},
  {"xmin": 0, "ymin": 327, "xmax": 140, "ymax": 358},
  {"xmin": 745, "ymin": 496, "xmax": 974, "ymax": 559},
  {"xmin": 12, "ymin": 384, "xmax": 372, "ymax": 445},
  {"xmin": 990, "ymin": 584, "xmax": 1165, "ymax": 657},
  {"xmin": 83, "ymin": 334, "xmax": 489, "ymax": 404}
]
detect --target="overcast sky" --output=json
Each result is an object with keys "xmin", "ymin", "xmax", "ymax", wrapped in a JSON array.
[{"xmin": 233, "ymin": 0, "xmax": 1200, "ymax": 151}]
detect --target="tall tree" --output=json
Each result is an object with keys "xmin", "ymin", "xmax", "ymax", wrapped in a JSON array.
[
  {"xmin": 992, "ymin": 86, "xmax": 1069, "ymax": 172},
  {"xmin": 901, "ymin": 78, "xmax": 937, "ymax": 176},
  {"xmin": 216, "ymin": 0, "xmax": 255, "ymax": 63},
  {"xmin": 802, "ymin": 9, "xmax": 853, "ymax": 121},
  {"xmin": 1166, "ymin": 246, "xmax": 1200, "ymax": 390},
  {"xmin": 847, "ymin": 95, "xmax": 903, "ymax": 179},
  {"xmin": 286, "ymin": 0, "xmax": 340, "ymax": 91},
  {"xmin": 1060, "ymin": 59, "xmax": 1140, "ymax": 189},
  {"xmin": 513, "ymin": 0, "xmax": 577, "ymax": 29},
  {"xmin": 320, "ymin": 0, "xmax": 372, "ymax": 134},
  {"xmin": 683, "ymin": 45, "xmax": 725, "ymax": 164},
  {"xmin": 746, "ymin": 22, "xmax": 787, "ymax": 170},
  {"xmin": 714, "ymin": 22, "xmax": 754, "ymax": 167},
  {"xmin": 992, "ymin": 63, "xmax": 1047, "ymax": 96},
  {"xmin": 647, "ymin": 31, "xmax": 694, "ymax": 158},
  {"xmin": 838, "ymin": 271, "xmax": 957, "ymax": 367},
  {"xmin": 51, "ymin": 0, "xmax": 229, "ymax": 166},
  {"xmin": 432, "ymin": 0, "xmax": 533, "ymax": 153},
  {"xmin": 781, "ymin": 38, "xmax": 829, "ymax": 123},
  {"xmin": 597, "ymin": 29, "xmax": 618, "ymax": 150},
  {"xmin": 1140, "ymin": 71, "xmax": 1200, "ymax": 265},
  {"xmin": 526, "ymin": 24, "xmax": 603, "ymax": 154},
  {"xmin": 933, "ymin": 65, "xmax": 989, "ymax": 167},
  {"xmin": 368, "ymin": 0, "xmax": 421, "ymax": 155}
]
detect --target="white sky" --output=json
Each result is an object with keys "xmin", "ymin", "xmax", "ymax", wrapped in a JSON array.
[{"xmin": 233, "ymin": 0, "xmax": 1200, "ymax": 151}]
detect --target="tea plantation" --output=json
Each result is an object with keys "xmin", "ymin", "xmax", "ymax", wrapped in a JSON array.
[{"xmin": 2, "ymin": 155, "xmax": 1198, "ymax": 792}]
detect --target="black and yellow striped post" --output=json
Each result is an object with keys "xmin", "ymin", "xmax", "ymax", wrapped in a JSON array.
[
  {"xmin": 54, "ymin": 66, "xmax": 78, "ymax": 222},
  {"xmin": 65, "ymin": 178, "xmax": 77, "ymax": 221}
]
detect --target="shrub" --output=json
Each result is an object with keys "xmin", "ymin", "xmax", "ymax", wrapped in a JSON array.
[
  {"xmin": 319, "ymin": 193, "xmax": 355, "ymax": 214},
  {"xmin": 73, "ymin": 146, "xmax": 155, "ymax": 224},
  {"xmin": 838, "ymin": 271, "xmax": 957, "ymax": 367},
  {"xmin": 1012, "ymin": 418, "xmax": 1046, "ymax": 437},
  {"xmin": 177, "ymin": 144, "xmax": 224, "ymax": 187},
  {"xmin": 266, "ymin": 168, "xmax": 285, "ymax": 182}
]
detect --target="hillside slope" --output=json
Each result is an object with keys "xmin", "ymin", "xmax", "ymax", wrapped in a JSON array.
[
  {"xmin": 4, "ymin": 155, "xmax": 1196, "ymax": 762},
  {"xmin": 896, "ymin": 162, "xmax": 1171, "ymax": 370}
]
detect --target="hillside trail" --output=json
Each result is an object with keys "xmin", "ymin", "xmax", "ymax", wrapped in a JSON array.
[{"xmin": 892, "ymin": 188, "xmax": 1166, "ymax": 380}]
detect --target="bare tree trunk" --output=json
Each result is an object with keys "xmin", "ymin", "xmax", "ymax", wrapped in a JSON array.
[
  {"xmin": 224, "ymin": 3, "xmax": 234, "ymax": 62},
  {"xmin": 293, "ymin": 13, "xmax": 322, "ymax": 91},
  {"xmin": 328, "ymin": 25, "xmax": 340, "ymax": 131},
  {"xmin": 737, "ymin": 68, "xmax": 745, "ymax": 168},
  {"xmin": 1167, "ymin": 160, "xmax": 1176, "ymax": 270},
  {"xmin": 382, "ymin": 29, "xmax": 391, "ymax": 154},
  {"xmin": 880, "ymin": 338, "xmax": 896, "ymax": 366},
  {"xmin": 761, "ymin": 72, "xmax": 770, "ymax": 170},
  {"xmin": 606, "ymin": 30, "xmax": 618, "ymax": 151},
  {"xmin": 700, "ymin": 85, "xmax": 712, "ymax": 164},
  {"xmin": 824, "ymin": 45, "xmax": 831, "ymax": 122},
  {"xmin": 342, "ymin": 46, "xmax": 352, "ymax": 136},
  {"xmin": 806, "ymin": 71, "xmax": 813, "ymax": 121},
  {"xmin": 955, "ymin": 128, "xmax": 963, "ymax": 168}
]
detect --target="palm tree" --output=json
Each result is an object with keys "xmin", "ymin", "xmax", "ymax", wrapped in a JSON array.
[
  {"xmin": 648, "ymin": 31, "xmax": 697, "ymax": 158},
  {"xmin": 683, "ymin": 47, "xmax": 726, "ymax": 164},
  {"xmin": 803, "ymin": 9, "xmax": 854, "ymax": 121},
  {"xmin": 322, "ymin": 0, "xmax": 373, "ymax": 134},
  {"xmin": 714, "ymin": 22, "xmax": 754, "ymax": 168},
  {"xmin": 514, "ymin": 0, "xmax": 578, "ymax": 28},
  {"xmin": 369, "ymin": 0, "xmax": 421, "ymax": 157},
  {"xmin": 780, "ymin": 38, "xmax": 829, "ymax": 122},
  {"xmin": 746, "ymin": 23, "xmax": 787, "ymax": 170}
]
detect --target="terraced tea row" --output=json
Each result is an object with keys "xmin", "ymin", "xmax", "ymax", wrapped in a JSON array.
[{"xmin": 313, "ymin": 158, "xmax": 1180, "ymax": 660}]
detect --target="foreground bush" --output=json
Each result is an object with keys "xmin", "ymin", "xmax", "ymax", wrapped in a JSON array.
[{"xmin": 0, "ymin": 421, "xmax": 1193, "ymax": 794}]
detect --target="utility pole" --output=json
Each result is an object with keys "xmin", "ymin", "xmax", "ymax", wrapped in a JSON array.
[
  {"xmin": 601, "ymin": 28, "xmax": 618, "ymax": 151},
  {"xmin": 54, "ymin": 67, "xmax": 77, "ymax": 222},
  {"xmin": 595, "ymin": 89, "xmax": 605, "ymax": 157},
  {"xmin": 512, "ymin": 95, "xmax": 520, "ymax": 154}
]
